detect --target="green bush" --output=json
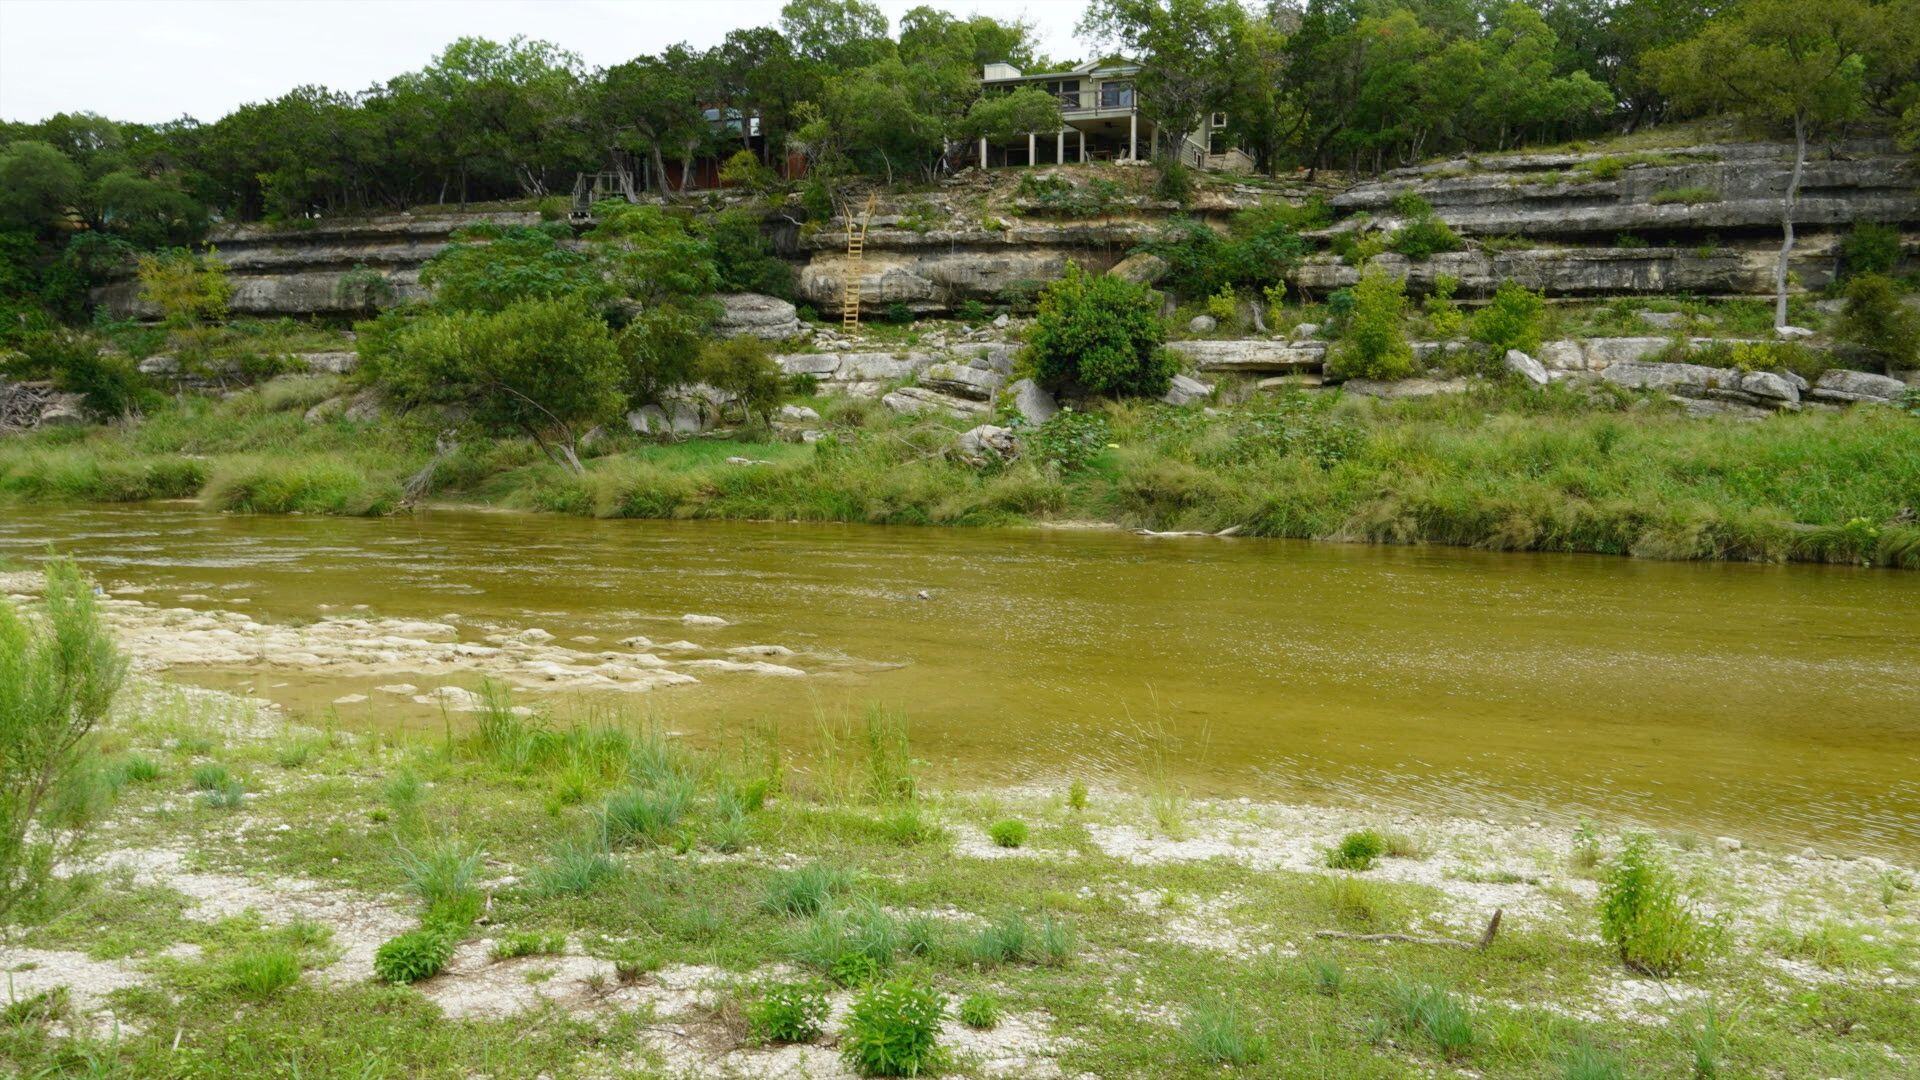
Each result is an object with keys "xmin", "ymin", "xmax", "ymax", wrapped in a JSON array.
[
  {"xmin": 958, "ymin": 991, "xmax": 1001, "ymax": 1029},
  {"xmin": 1024, "ymin": 262, "xmax": 1175, "ymax": 398},
  {"xmin": 1836, "ymin": 274, "xmax": 1920, "ymax": 370},
  {"xmin": 1326, "ymin": 829, "xmax": 1388, "ymax": 870},
  {"xmin": 1839, "ymin": 222, "xmax": 1901, "ymax": 278},
  {"xmin": 373, "ymin": 927, "xmax": 455, "ymax": 984},
  {"xmin": 841, "ymin": 976, "xmax": 945, "ymax": 1077},
  {"xmin": 1470, "ymin": 279, "xmax": 1547, "ymax": 356},
  {"xmin": 746, "ymin": 980, "xmax": 830, "ymax": 1044},
  {"xmin": 987, "ymin": 818, "xmax": 1028, "ymax": 848},
  {"xmin": 1327, "ymin": 267, "xmax": 1415, "ymax": 381},
  {"xmin": 1599, "ymin": 834, "xmax": 1715, "ymax": 976}
]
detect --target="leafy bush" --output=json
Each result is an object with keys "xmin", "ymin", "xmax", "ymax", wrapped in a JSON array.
[
  {"xmin": 747, "ymin": 980, "xmax": 830, "ymax": 1044},
  {"xmin": 1024, "ymin": 262, "xmax": 1175, "ymax": 398},
  {"xmin": 1025, "ymin": 409, "xmax": 1112, "ymax": 472},
  {"xmin": 1599, "ymin": 834, "xmax": 1716, "ymax": 975},
  {"xmin": 3, "ymin": 327, "xmax": 158, "ymax": 418},
  {"xmin": 987, "ymin": 819, "xmax": 1028, "ymax": 848},
  {"xmin": 1326, "ymin": 829, "xmax": 1388, "ymax": 870},
  {"xmin": 1836, "ymin": 274, "xmax": 1920, "ymax": 370},
  {"xmin": 1470, "ymin": 279, "xmax": 1547, "ymax": 356},
  {"xmin": 958, "ymin": 991, "xmax": 1001, "ymax": 1029},
  {"xmin": 1327, "ymin": 267, "xmax": 1414, "ymax": 381},
  {"xmin": 373, "ymin": 927, "xmax": 455, "ymax": 984},
  {"xmin": 1840, "ymin": 222, "xmax": 1901, "ymax": 278},
  {"xmin": 841, "ymin": 976, "xmax": 945, "ymax": 1077}
]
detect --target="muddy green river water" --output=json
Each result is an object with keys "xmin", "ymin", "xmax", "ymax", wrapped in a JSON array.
[{"xmin": 6, "ymin": 505, "xmax": 1919, "ymax": 856}]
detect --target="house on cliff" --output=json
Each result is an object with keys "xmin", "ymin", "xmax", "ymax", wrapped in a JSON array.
[{"xmin": 969, "ymin": 60, "xmax": 1252, "ymax": 173}]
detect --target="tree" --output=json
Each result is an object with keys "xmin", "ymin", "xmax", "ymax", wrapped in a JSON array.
[
  {"xmin": 1651, "ymin": 0, "xmax": 1877, "ymax": 328},
  {"xmin": 1024, "ymin": 261, "xmax": 1176, "ymax": 397},
  {"xmin": 1, "ymin": 559, "xmax": 128, "ymax": 924},
  {"xmin": 1080, "ymin": 0, "xmax": 1247, "ymax": 162},
  {"xmin": 0, "ymin": 141, "xmax": 83, "ymax": 237}
]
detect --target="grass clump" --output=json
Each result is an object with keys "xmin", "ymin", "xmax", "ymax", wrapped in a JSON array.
[
  {"xmin": 1183, "ymin": 998, "xmax": 1267, "ymax": 1065},
  {"xmin": 226, "ymin": 946, "xmax": 304, "ymax": 999},
  {"xmin": 958, "ymin": 991, "xmax": 1001, "ymax": 1029},
  {"xmin": 1326, "ymin": 828, "xmax": 1388, "ymax": 870},
  {"xmin": 986, "ymin": 818, "xmax": 1028, "ymax": 848},
  {"xmin": 1599, "ymin": 833, "xmax": 1716, "ymax": 976},
  {"xmin": 745, "ymin": 980, "xmax": 830, "ymax": 1044},
  {"xmin": 761, "ymin": 863, "xmax": 855, "ymax": 918},
  {"xmin": 841, "ymin": 976, "xmax": 945, "ymax": 1077},
  {"xmin": 372, "ymin": 926, "xmax": 456, "ymax": 984}
]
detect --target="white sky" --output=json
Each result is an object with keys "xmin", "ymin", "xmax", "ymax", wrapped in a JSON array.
[{"xmin": 0, "ymin": 0, "xmax": 1092, "ymax": 125}]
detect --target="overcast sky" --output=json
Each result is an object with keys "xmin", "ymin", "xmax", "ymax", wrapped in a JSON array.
[{"xmin": 0, "ymin": 0, "xmax": 1092, "ymax": 125}]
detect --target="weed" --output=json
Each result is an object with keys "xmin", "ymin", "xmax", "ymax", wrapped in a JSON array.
[
  {"xmin": 746, "ymin": 980, "xmax": 830, "ymax": 1044},
  {"xmin": 490, "ymin": 931, "xmax": 566, "ymax": 961},
  {"xmin": 1184, "ymin": 997, "xmax": 1267, "ymax": 1065},
  {"xmin": 987, "ymin": 819, "xmax": 1028, "ymax": 848},
  {"xmin": 958, "ymin": 991, "xmax": 1001, "ymax": 1029},
  {"xmin": 1599, "ymin": 833, "xmax": 1716, "ymax": 975},
  {"xmin": 227, "ymin": 946, "xmax": 303, "ymax": 999},
  {"xmin": 761, "ymin": 863, "xmax": 855, "ymax": 918},
  {"xmin": 1326, "ymin": 829, "xmax": 1387, "ymax": 870},
  {"xmin": 841, "ymin": 976, "xmax": 945, "ymax": 1077},
  {"xmin": 373, "ymin": 927, "xmax": 455, "ymax": 984}
]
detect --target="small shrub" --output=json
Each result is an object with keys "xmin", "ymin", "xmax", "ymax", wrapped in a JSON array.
[
  {"xmin": 1839, "ymin": 222, "xmax": 1900, "ymax": 278},
  {"xmin": 1024, "ymin": 262, "xmax": 1175, "ymax": 398},
  {"xmin": 1326, "ymin": 829, "xmax": 1387, "ymax": 870},
  {"xmin": 1184, "ymin": 998, "xmax": 1267, "ymax": 1065},
  {"xmin": 1327, "ymin": 267, "xmax": 1414, "ymax": 381},
  {"xmin": 958, "ymin": 991, "xmax": 1001, "ymax": 1029},
  {"xmin": 1470, "ymin": 279, "xmax": 1547, "ymax": 356},
  {"xmin": 762, "ymin": 863, "xmax": 854, "ymax": 918},
  {"xmin": 1837, "ymin": 273, "xmax": 1920, "ymax": 370},
  {"xmin": 1389, "ymin": 982, "xmax": 1475, "ymax": 1059},
  {"xmin": 490, "ymin": 931, "xmax": 565, "ymax": 961},
  {"xmin": 747, "ymin": 980, "xmax": 831, "ymax": 1044},
  {"xmin": 1599, "ymin": 834, "xmax": 1716, "ymax": 975},
  {"xmin": 987, "ymin": 819, "xmax": 1028, "ymax": 848},
  {"xmin": 227, "ymin": 946, "xmax": 303, "ymax": 999},
  {"xmin": 373, "ymin": 927, "xmax": 455, "ymax": 984},
  {"xmin": 841, "ymin": 976, "xmax": 945, "ymax": 1077}
]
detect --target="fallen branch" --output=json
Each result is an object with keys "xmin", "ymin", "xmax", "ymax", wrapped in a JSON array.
[{"xmin": 1314, "ymin": 909, "xmax": 1501, "ymax": 950}]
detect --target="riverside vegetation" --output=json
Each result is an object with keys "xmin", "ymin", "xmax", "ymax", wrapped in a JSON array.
[{"xmin": 2, "ymin": 566, "xmax": 1917, "ymax": 1077}]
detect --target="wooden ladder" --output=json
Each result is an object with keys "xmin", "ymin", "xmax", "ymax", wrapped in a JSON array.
[{"xmin": 841, "ymin": 193, "xmax": 876, "ymax": 334}]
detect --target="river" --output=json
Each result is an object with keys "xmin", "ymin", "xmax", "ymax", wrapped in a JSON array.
[{"xmin": 6, "ymin": 505, "xmax": 1918, "ymax": 857}]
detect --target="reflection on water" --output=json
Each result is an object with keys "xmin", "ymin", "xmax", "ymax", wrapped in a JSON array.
[{"xmin": 6, "ymin": 505, "xmax": 1919, "ymax": 856}]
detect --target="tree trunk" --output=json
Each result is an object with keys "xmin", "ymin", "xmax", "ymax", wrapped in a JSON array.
[{"xmin": 1776, "ymin": 112, "xmax": 1807, "ymax": 330}]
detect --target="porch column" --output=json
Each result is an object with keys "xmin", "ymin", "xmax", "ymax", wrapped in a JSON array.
[
  {"xmin": 1027, "ymin": 132, "xmax": 1036, "ymax": 166},
  {"xmin": 1056, "ymin": 129, "xmax": 1065, "ymax": 165},
  {"xmin": 1078, "ymin": 128, "xmax": 1086, "ymax": 163},
  {"xmin": 979, "ymin": 136, "xmax": 987, "ymax": 169},
  {"xmin": 1128, "ymin": 112, "xmax": 1137, "ymax": 161}
]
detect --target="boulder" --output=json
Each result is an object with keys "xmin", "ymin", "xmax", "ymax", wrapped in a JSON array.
[
  {"xmin": 1167, "ymin": 339, "xmax": 1327, "ymax": 373},
  {"xmin": 1161, "ymin": 373, "xmax": 1214, "ymax": 406},
  {"xmin": 1187, "ymin": 315, "xmax": 1218, "ymax": 334},
  {"xmin": 1503, "ymin": 349, "xmax": 1549, "ymax": 385},
  {"xmin": 952, "ymin": 424, "xmax": 1019, "ymax": 466},
  {"xmin": 778, "ymin": 404, "xmax": 820, "ymax": 422},
  {"xmin": 1006, "ymin": 378, "xmax": 1059, "ymax": 425},
  {"xmin": 1342, "ymin": 377, "xmax": 1474, "ymax": 399},
  {"xmin": 1107, "ymin": 251, "xmax": 1169, "ymax": 286},
  {"xmin": 882, "ymin": 386, "xmax": 987, "ymax": 418},
  {"xmin": 1810, "ymin": 369, "xmax": 1906, "ymax": 404},
  {"xmin": 918, "ymin": 362, "xmax": 1005, "ymax": 401},
  {"xmin": 715, "ymin": 293, "xmax": 803, "ymax": 340}
]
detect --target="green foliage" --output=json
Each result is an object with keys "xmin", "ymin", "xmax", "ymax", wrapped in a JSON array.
[
  {"xmin": 747, "ymin": 980, "xmax": 831, "ymax": 1044},
  {"xmin": 0, "ymin": 559, "xmax": 127, "ymax": 921},
  {"xmin": 372, "ymin": 926, "xmax": 456, "ymax": 984},
  {"xmin": 1599, "ymin": 833, "xmax": 1716, "ymax": 975},
  {"xmin": 1470, "ymin": 279, "xmax": 1547, "ymax": 356},
  {"xmin": 1328, "ymin": 267, "xmax": 1414, "ymax": 381},
  {"xmin": 986, "ymin": 818, "xmax": 1028, "ymax": 848},
  {"xmin": 958, "ymin": 992, "xmax": 1001, "ymax": 1029},
  {"xmin": 1326, "ymin": 828, "xmax": 1387, "ymax": 870},
  {"xmin": 1024, "ymin": 262, "xmax": 1174, "ymax": 399},
  {"xmin": 1184, "ymin": 998, "xmax": 1267, "ymax": 1065},
  {"xmin": 421, "ymin": 223, "xmax": 602, "ymax": 313},
  {"xmin": 841, "ymin": 976, "xmax": 945, "ymax": 1077},
  {"xmin": 1836, "ymin": 274, "xmax": 1920, "ymax": 369},
  {"xmin": 1840, "ymin": 222, "xmax": 1901, "ymax": 278}
]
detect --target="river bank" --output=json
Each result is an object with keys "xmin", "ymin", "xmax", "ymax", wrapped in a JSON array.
[
  {"xmin": 4, "ymin": 373, "xmax": 1919, "ymax": 569},
  {"xmin": 2, "ymin": 665, "xmax": 1916, "ymax": 1078}
]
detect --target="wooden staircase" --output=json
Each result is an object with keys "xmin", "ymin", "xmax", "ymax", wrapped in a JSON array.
[{"xmin": 841, "ymin": 194, "xmax": 877, "ymax": 334}]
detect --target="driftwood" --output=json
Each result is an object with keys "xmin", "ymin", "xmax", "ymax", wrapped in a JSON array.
[{"xmin": 1314, "ymin": 909, "xmax": 1502, "ymax": 951}]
